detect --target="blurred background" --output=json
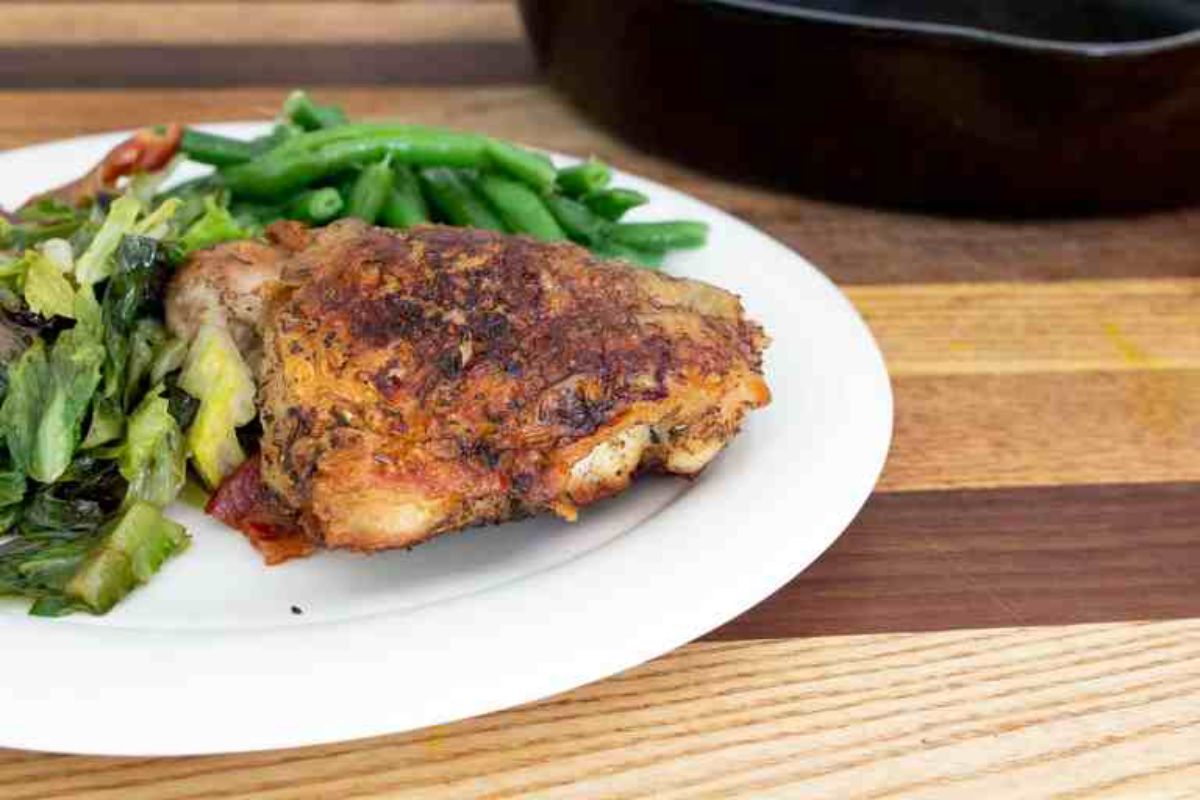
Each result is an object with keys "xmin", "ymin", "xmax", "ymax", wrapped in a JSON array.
[
  {"xmin": 1, "ymin": 1, "xmax": 535, "ymax": 87},
  {"xmin": 4, "ymin": 0, "xmax": 1200, "ymax": 217}
]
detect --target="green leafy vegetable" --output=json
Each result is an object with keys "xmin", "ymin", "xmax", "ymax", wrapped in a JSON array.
[
  {"xmin": 132, "ymin": 197, "xmax": 181, "ymax": 239},
  {"xmin": 0, "ymin": 535, "xmax": 94, "ymax": 603},
  {"xmin": 0, "ymin": 505, "xmax": 20, "ymax": 535},
  {"xmin": 81, "ymin": 396, "xmax": 124, "ymax": 449},
  {"xmin": 0, "ymin": 253, "xmax": 26, "ymax": 282},
  {"xmin": 64, "ymin": 501, "xmax": 189, "ymax": 614},
  {"xmin": 99, "ymin": 236, "xmax": 170, "ymax": 405},
  {"xmin": 75, "ymin": 195, "xmax": 141, "ymax": 285},
  {"xmin": 0, "ymin": 314, "xmax": 105, "ymax": 484},
  {"xmin": 0, "ymin": 182, "xmax": 202, "ymax": 616},
  {"xmin": 165, "ymin": 382, "xmax": 199, "ymax": 430},
  {"xmin": 179, "ymin": 196, "xmax": 250, "ymax": 255},
  {"xmin": 0, "ymin": 340, "xmax": 50, "ymax": 479},
  {"xmin": 22, "ymin": 251, "xmax": 76, "ymax": 320},
  {"xmin": 178, "ymin": 323, "xmax": 256, "ymax": 488},
  {"xmin": 40, "ymin": 326, "xmax": 108, "ymax": 482},
  {"xmin": 18, "ymin": 456, "xmax": 125, "ymax": 538},
  {"xmin": 119, "ymin": 385, "xmax": 185, "ymax": 508},
  {"xmin": 149, "ymin": 337, "xmax": 188, "ymax": 386},
  {"xmin": 0, "ymin": 469, "xmax": 26, "ymax": 507},
  {"xmin": 103, "ymin": 236, "xmax": 167, "ymax": 334},
  {"xmin": 38, "ymin": 238, "xmax": 75, "ymax": 274},
  {"xmin": 124, "ymin": 319, "xmax": 166, "ymax": 410}
]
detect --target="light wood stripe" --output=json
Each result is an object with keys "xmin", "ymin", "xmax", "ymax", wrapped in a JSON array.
[
  {"xmin": 0, "ymin": 2, "xmax": 522, "ymax": 45},
  {"xmin": 3, "ymin": 621, "xmax": 1197, "ymax": 798},
  {"xmin": 884, "ymin": 369, "xmax": 1200, "ymax": 491},
  {"xmin": 849, "ymin": 278, "xmax": 1200, "ymax": 376}
]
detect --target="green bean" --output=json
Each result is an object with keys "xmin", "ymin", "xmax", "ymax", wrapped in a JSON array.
[
  {"xmin": 473, "ymin": 174, "xmax": 565, "ymax": 242},
  {"xmin": 267, "ymin": 124, "xmax": 486, "ymax": 158},
  {"xmin": 555, "ymin": 158, "xmax": 611, "ymax": 198},
  {"xmin": 591, "ymin": 239, "xmax": 664, "ymax": 269},
  {"xmin": 606, "ymin": 221, "xmax": 708, "ymax": 251},
  {"xmin": 584, "ymin": 187, "xmax": 648, "ymax": 221},
  {"xmin": 419, "ymin": 169, "xmax": 506, "ymax": 232},
  {"xmin": 221, "ymin": 129, "xmax": 491, "ymax": 198},
  {"xmin": 158, "ymin": 174, "xmax": 222, "ymax": 201},
  {"xmin": 179, "ymin": 128, "xmax": 257, "ymax": 167},
  {"xmin": 282, "ymin": 90, "xmax": 348, "ymax": 131},
  {"xmin": 345, "ymin": 161, "xmax": 394, "ymax": 223},
  {"xmin": 229, "ymin": 200, "xmax": 282, "ymax": 228},
  {"xmin": 543, "ymin": 193, "xmax": 609, "ymax": 245},
  {"xmin": 285, "ymin": 187, "xmax": 344, "ymax": 224},
  {"xmin": 485, "ymin": 139, "xmax": 556, "ymax": 192},
  {"xmin": 249, "ymin": 123, "xmax": 301, "ymax": 156},
  {"xmin": 379, "ymin": 164, "xmax": 430, "ymax": 228}
]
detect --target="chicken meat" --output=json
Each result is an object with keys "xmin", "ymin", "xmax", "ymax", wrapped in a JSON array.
[
  {"xmin": 164, "ymin": 221, "xmax": 310, "ymax": 373},
  {"xmin": 171, "ymin": 220, "xmax": 770, "ymax": 556}
]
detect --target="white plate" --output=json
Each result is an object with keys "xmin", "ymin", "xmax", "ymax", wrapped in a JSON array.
[{"xmin": 0, "ymin": 124, "xmax": 892, "ymax": 756}]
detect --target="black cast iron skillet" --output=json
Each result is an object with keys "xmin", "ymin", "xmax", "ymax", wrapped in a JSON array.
[{"xmin": 519, "ymin": 0, "xmax": 1200, "ymax": 215}]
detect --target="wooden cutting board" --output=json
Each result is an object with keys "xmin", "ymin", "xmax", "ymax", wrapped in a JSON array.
[{"xmin": 0, "ymin": 2, "xmax": 1197, "ymax": 797}]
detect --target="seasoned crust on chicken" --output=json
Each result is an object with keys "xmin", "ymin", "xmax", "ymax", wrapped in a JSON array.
[{"xmin": 257, "ymin": 220, "xmax": 770, "ymax": 551}]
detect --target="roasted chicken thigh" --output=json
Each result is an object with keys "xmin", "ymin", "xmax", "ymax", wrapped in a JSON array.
[{"xmin": 170, "ymin": 221, "xmax": 770, "ymax": 556}]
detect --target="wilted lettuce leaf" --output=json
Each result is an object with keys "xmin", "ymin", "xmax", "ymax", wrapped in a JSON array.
[
  {"xmin": 18, "ymin": 456, "xmax": 124, "ymax": 538},
  {"xmin": 0, "ymin": 534, "xmax": 96, "ymax": 598},
  {"xmin": 0, "ymin": 339, "xmax": 51, "ymax": 478},
  {"xmin": 0, "ymin": 503, "xmax": 20, "ymax": 535},
  {"xmin": 74, "ymin": 195, "xmax": 142, "ymax": 286},
  {"xmin": 35, "ymin": 325, "xmax": 105, "ymax": 483},
  {"xmin": 72, "ymin": 283, "xmax": 103, "ymax": 336},
  {"xmin": 179, "ymin": 196, "xmax": 250, "ymax": 255},
  {"xmin": 3, "ymin": 199, "xmax": 89, "ymax": 251},
  {"xmin": 0, "ymin": 320, "xmax": 105, "ymax": 484},
  {"xmin": 22, "ymin": 252, "xmax": 76, "ymax": 320},
  {"xmin": 165, "ymin": 381, "xmax": 199, "ymax": 430},
  {"xmin": 0, "ymin": 465, "xmax": 23, "ymax": 533},
  {"xmin": 81, "ymin": 395, "xmax": 124, "ymax": 449},
  {"xmin": 0, "ymin": 469, "xmax": 26, "ymax": 507},
  {"xmin": 149, "ymin": 336, "xmax": 187, "ymax": 386},
  {"xmin": 64, "ymin": 501, "xmax": 189, "ymax": 613},
  {"xmin": 16, "ymin": 198, "xmax": 78, "ymax": 225},
  {"xmin": 119, "ymin": 385, "xmax": 185, "ymax": 508},
  {"xmin": 123, "ymin": 319, "xmax": 166, "ymax": 411},
  {"xmin": 131, "ymin": 197, "xmax": 181, "ymax": 240},
  {"xmin": 103, "ymin": 235, "xmax": 166, "ymax": 334},
  {"xmin": 100, "ymin": 236, "xmax": 170, "ymax": 406},
  {"xmin": 178, "ymin": 323, "xmax": 256, "ymax": 488}
]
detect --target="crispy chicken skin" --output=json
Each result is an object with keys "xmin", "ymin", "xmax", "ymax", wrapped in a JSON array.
[{"xmin": 252, "ymin": 221, "xmax": 770, "ymax": 551}]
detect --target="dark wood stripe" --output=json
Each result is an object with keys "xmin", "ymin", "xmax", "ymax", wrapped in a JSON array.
[
  {"xmin": 756, "ymin": 210, "xmax": 1200, "ymax": 285},
  {"xmin": 705, "ymin": 482, "xmax": 1200, "ymax": 640},
  {"xmin": 0, "ymin": 42, "xmax": 535, "ymax": 88}
]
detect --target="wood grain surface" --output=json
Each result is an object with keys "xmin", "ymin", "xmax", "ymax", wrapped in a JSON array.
[
  {"xmin": 5, "ymin": 621, "xmax": 1200, "ymax": 798},
  {"xmin": 710, "ymin": 482, "xmax": 1200, "ymax": 639},
  {"xmin": 2, "ymin": 1, "xmax": 1199, "ymax": 795}
]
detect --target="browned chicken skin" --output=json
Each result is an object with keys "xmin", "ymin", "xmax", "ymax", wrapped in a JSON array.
[{"xmin": 173, "ymin": 220, "xmax": 770, "ymax": 554}]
